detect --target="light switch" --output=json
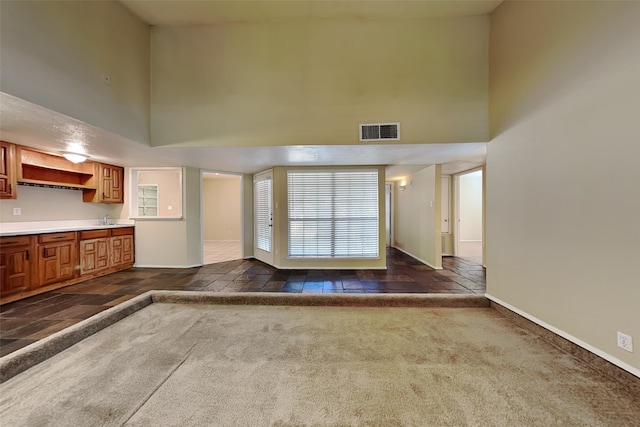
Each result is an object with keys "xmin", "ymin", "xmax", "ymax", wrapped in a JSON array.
[
  {"xmin": 13, "ymin": 207, "xmax": 21, "ymax": 216},
  {"xmin": 167, "ymin": 205, "xmax": 173, "ymax": 211}
]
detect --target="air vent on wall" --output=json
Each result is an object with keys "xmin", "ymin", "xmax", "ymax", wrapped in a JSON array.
[{"xmin": 359, "ymin": 123, "xmax": 400, "ymax": 142}]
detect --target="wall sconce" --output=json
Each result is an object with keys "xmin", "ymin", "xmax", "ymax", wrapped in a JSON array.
[
  {"xmin": 399, "ymin": 185, "xmax": 406, "ymax": 191},
  {"xmin": 62, "ymin": 151, "xmax": 89, "ymax": 164}
]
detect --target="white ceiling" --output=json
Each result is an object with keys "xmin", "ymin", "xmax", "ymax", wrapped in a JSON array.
[{"xmin": 1, "ymin": 0, "xmax": 495, "ymax": 179}]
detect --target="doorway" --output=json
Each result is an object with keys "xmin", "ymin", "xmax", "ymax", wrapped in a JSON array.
[
  {"xmin": 202, "ymin": 171, "xmax": 243, "ymax": 264},
  {"xmin": 456, "ymin": 169, "xmax": 483, "ymax": 264}
]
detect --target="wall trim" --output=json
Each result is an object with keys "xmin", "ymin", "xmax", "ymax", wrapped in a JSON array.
[
  {"xmin": 487, "ymin": 294, "xmax": 640, "ymax": 390},
  {"xmin": 392, "ymin": 246, "xmax": 443, "ymax": 270},
  {"xmin": 134, "ymin": 264, "xmax": 202, "ymax": 269},
  {"xmin": 270, "ymin": 263, "xmax": 387, "ymax": 271}
]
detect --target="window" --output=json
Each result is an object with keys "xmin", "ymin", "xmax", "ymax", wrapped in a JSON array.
[
  {"xmin": 137, "ymin": 184, "xmax": 158, "ymax": 216},
  {"xmin": 129, "ymin": 168, "xmax": 183, "ymax": 219},
  {"xmin": 287, "ymin": 169, "xmax": 379, "ymax": 258}
]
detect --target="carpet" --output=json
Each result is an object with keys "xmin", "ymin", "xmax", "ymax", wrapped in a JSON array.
[{"xmin": 0, "ymin": 294, "xmax": 638, "ymax": 426}]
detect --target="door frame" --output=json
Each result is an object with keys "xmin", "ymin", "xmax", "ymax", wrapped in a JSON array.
[
  {"xmin": 199, "ymin": 169, "xmax": 245, "ymax": 266},
  {"xmin": 253, "ymin": 169, "xmax": 274, "ymax": 266},
  {"xmin": 454, "ymin": 167, "xmax": 484, "ymax": 263}
]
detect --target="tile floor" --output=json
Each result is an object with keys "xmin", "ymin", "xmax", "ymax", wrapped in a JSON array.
[{"xmin": 0, "ymin": 248, "xmax": 485, "ymax": 357}]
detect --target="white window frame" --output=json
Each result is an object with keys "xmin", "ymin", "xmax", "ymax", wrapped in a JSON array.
[
  {"xmin": 287, "ymin": 169, "xmax": 379, "ymax": 259},
  {"xmin": 129, "ymin": 167, "xmax": 183, "ymax": 220}
]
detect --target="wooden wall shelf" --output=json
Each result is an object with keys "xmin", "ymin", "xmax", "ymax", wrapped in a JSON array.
[{"xmin": 18, "ymin": 147, "xmax": 96, "ymax": 190}]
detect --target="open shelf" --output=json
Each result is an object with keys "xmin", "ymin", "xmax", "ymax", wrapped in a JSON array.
[{"xmin": 18, "ymin": 148, "xmax": 96, "ymax": 190}]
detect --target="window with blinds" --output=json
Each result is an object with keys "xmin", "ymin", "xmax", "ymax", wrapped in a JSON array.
[
  {"xmin": 287, "ymin": 170, "xmax": 379, "ymax": 258},
  {"xmin": 255, "ymin": 177, "xmax": 272, "ymax": 252}
]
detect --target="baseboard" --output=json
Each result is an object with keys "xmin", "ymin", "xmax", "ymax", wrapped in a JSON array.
[
  {"xmin": 267, "ymin": 262, "xmax": 386, "ymax": 270},
  {"xmin": 133, "ymin": 264, "xmax": 202, "ymax": 269},
  {"xmin": 392, "ymin": 246, "xmax": 443, "ymax": 270},
  {"xmin": 486, "ymin": 294, "xmax": 639, "ymax": 394}
]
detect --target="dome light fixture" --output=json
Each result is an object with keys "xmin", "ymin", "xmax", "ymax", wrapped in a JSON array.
[{"xmin": 62, "ymin": 151, "xmax": 89, "ymax": 164}]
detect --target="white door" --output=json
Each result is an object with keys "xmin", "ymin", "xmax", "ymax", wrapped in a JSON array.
[{"xmin": 254, "ymin": 170, "xmax": 274, "ymax": 265}]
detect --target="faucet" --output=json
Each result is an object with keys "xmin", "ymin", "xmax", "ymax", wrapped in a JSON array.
[{"xmin": 103, "ymin": 214, "xmax": 110, "ymax": 225}]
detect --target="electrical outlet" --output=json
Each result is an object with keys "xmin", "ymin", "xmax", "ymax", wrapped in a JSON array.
[
  {"xmin": 617, "ymin": 332, "xmax": 633, "ymax": 352},
  {"xmin": 12, "ymin": 207, "xmax": 21, "ymax": 216}
]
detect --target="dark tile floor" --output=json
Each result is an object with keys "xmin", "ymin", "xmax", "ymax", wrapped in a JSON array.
[{"xmin": 0, "ymin": 248, "xmax": 485, "ymax": 357}]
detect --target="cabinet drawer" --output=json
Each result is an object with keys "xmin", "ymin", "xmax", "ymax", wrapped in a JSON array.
[
  {"xmin": 111, "ymin": 227, "xmax": 134, "ymax": 237},
  {"xmin": 0, "ymin": 235, "xmax": 31, "ymax": 247},
  {"xmin": 80, "ymin": 229, "xmax": 110, "ymax": 240},
  {"xmin": 38, "ymin": 232, "xmax": 76, "ymax": 243}
]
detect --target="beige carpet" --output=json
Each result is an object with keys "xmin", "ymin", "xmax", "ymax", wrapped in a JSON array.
[{"xmin": 1, "ymin": 301, "xmax": 638, "ymax": 426}]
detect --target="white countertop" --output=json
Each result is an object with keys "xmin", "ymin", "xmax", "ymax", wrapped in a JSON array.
[{"xmin": 0, "ymin": 220, "xmax": 135, "ymax": 236}]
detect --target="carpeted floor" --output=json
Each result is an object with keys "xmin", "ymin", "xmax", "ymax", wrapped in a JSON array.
[{"xmin": 1, "ymin": 297, "xmax": 638, "ymax": 426}]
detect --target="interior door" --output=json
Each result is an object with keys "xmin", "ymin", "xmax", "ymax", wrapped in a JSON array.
[{"xmin": 254, "ymin": 170, "xmax": 274, "ymax": 265}]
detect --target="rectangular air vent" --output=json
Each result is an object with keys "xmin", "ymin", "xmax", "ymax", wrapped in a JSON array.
[{"xmin": 359, "ymin": 123, "xmax": 400, "ymax": 142}]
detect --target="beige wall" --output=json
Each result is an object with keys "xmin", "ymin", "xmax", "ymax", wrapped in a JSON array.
[
  {"xmin": 134, "ymin": 167, "xmax": 202, "ymax": 267},
  {"xmin": 270, "ymin": 166, "xmax": 386, "ymax": 269},
  {"xmin": 150, "ymin": 16, "xmax": 489, "ymax": 148},
  {"xmin": 0, "ymin": 1, "xmax": 150, "ymax": 144},
  {"xmin": 394, "ymin": 165, "xmax": 442, "ymax": 269},
  {"xmin": 0, "ymin": 185, "xmax": 115, "ymax": 223},
  {"xmin": 138, "ymin": 170, "xmax": 182, "ymax": 217},
  {"xmin": 203, "ymin": 176, "xmax": 242, "ymax": 240},
  {"xmin": 242, "ymin": 174, "xmax": 254, "ymax": 259},
  {"xmin": 487, "ymin": 1, "xmax": 640, "ymax": 372}
]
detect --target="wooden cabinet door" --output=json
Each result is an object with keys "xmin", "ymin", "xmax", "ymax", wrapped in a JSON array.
[
  {"xmin": 100, "ymin": 164, "xmax": 123, "ymax": 203},
  {"xmin": 110, "ymin": 236, "xmax": 124, "ymax": 266},
  {"xmin": 121, "ymin": 235, "xmax": 134, "ymax": 264},
  {"xmin": 0, "ymin": 141, "xmax": 17, "ymax": 199},
  {"xmin": 110, "ymin": 227, "xmax": 134, "ymax": 267},
  {"xmin": 80, "ymin": 238, "xmax": 110, "ymax": 275},
  {"xmin": 0, "ymin": 243, "xmax": 31, "ymax": 297},
  {"xmin": 37, "ymin": 240, "xmax": 76, "ymax": 286}
]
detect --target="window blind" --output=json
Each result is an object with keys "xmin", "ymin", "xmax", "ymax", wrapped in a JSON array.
[
  {"xmin": 255, "ymin": 178, "xmax": 272, "ymax": 252},
  {"xmin": 287, "ymin": 170, "xmax": 379, "ymax": 258}
]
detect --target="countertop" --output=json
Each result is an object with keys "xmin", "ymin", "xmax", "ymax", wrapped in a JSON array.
[{"xmin": 0, "ymin": 220, "xmax": 135, "ymax": 237}]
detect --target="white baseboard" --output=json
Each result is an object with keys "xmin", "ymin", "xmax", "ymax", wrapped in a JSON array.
[
  {"xmin": 133, "ymin": 264, "xmax": 202, "ymax": 269},
  {"xmin": 392, "ymin": 246, "xmax": 443, "ymax": 270},
  {"xmin": 268, "ymin": 262, "xmax": 386, "ymax": 270},
  {"xmin": 486, "ymin": 294, "xmax": 640, "ymax": 379}
]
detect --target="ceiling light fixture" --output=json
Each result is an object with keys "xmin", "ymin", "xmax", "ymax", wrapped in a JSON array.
[{"xmin": 62, "ymin": 151, "xmax": 89, "ymax": 164}]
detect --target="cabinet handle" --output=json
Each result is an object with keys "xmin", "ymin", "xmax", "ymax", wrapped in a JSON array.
[
  {"xmin": 102, "ymin": 193, "xmax": 106, "ymax": 200},
  {"xmin": 2, "ymin": 241, "xmax": 19, "ymax": 245},
  {"xmin": 8, "ymin": 184, "xmax": 11, "ymax": 194},
  {"xmin": 51, "ymin": 236, "xmax": 67, "ymax": 239},
  {"xmin": 26, "ymin": 249, "xmax": 29, "ymax": 261}
]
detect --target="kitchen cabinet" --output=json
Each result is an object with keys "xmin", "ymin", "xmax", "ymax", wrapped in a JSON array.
[
  {"xmin": 1, "ymin": 226, "xmax": 134, "ymax": 304},
  {"xmin": 18, "ymin": 146, "xmax": 95, "ymax": 189},
  {"xmin": 110, "ymin": 227, "xmax": 134, "ymax": 267},
  {"xmin": 79, "ymin": 227, "xmax": 134, "ymax": 276},
  {"xmin": 0, "ymin": 141, "xmax": 17, "ymax": 199},
  {"xmin": 83, "ymin": 163, "xmax": 124, "ymax": 204},
  {"xmin": 36, "ymin": 232, "xmax": 77, "ymax": 287},
  {"xmin": 0, "ymin": 236, "xmax": 33, "ymax": 298},
  {"xmin": 79, "ymin": 229, "xmax": 110, "ymax": 276}
]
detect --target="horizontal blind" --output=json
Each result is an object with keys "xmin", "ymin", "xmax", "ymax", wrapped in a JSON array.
[
  {"xmin": 255, "ymin": 178, "xmax": 272, "ymax": 252},
  {"xmin": 288, "ymin": 170, "xmax": 379, "ymax": 258}
]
